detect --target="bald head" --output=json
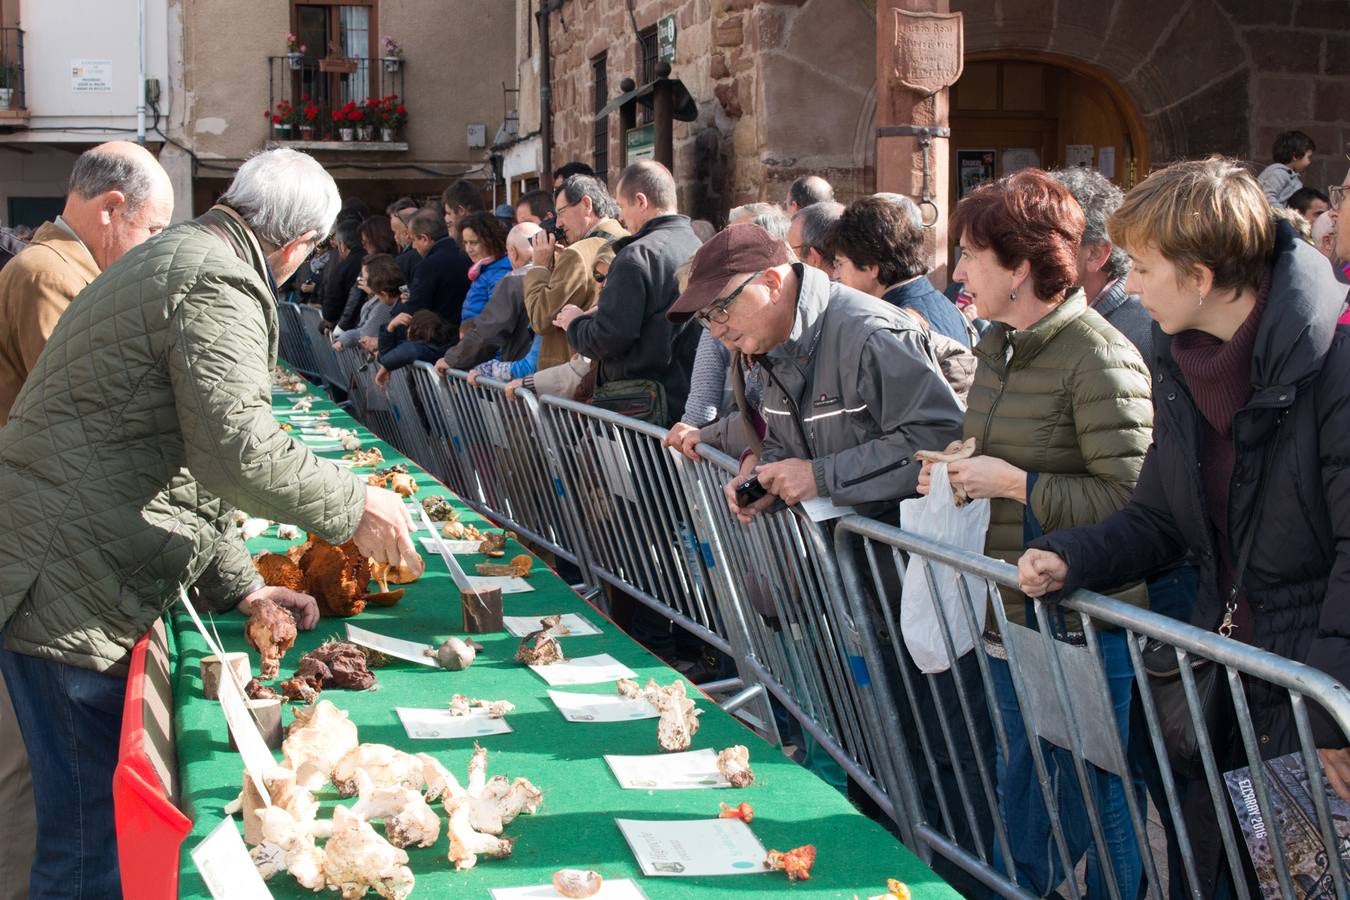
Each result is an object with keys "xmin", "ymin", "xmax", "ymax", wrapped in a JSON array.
[
  {"xmin": 787, "ymin": 175, "xmax": 834, "ymax": 214},
  {"xmin": 63, "ymin": 141, "xmax": 174, "ymax": 270},
  {"xmin": 506, "ymin": 221, "xmax": 541, "ymax": 268}
]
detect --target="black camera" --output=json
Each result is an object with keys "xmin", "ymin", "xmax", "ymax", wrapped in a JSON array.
[
  {"xmin": 539, "ymin": 218, "xmax": 563, "ymax": 241},
  {"xmin": 734, "ymin": 475, "xmax": 767, "ymax": 507}
]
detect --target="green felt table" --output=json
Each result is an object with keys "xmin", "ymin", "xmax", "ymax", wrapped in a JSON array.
[{"xmin": 171, "ymin": 381, "xmax": 958, "ymax": 899}]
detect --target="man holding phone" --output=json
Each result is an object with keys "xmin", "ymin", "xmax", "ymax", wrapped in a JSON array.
[{"xmin": 665, "ymin": 224, "xmax": 964, "ymax": 524}]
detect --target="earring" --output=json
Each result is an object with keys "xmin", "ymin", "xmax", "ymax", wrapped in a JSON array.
[
  {"xmin": 1009, "ymin": 289, "xmax": 1017, "ymax": 302},
  {"xmin": 1197, "ymin": 292, "xmax": 1205, "ymax": 308}
]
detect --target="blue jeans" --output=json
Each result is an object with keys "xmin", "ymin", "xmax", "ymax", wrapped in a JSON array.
[
  {"xmin": 990, "ymin": 626, "xmax": 1143, "ymax": 899},
  {"xmin": 0, "ymin": 634, "xmax": 126, "ymax": 899}
]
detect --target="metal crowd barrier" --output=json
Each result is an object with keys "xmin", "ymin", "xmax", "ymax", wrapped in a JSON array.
[
  {"xmin": 274, "ymin": 307, "xmax": 1350, "ymax": 900},
  {"xmin": 834, "ymin": 516, "xmax": 1350, "ymax": 900}
]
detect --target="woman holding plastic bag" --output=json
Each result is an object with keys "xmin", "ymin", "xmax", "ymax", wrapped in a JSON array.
[{"xmin": 917, "ymin": 169, "xmax": 1153, "ymax": 898}]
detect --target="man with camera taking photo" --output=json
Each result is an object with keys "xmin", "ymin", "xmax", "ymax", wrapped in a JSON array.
[{"xmin": 522, "ymin": 173, "xmax": 627, "ymax": 371}]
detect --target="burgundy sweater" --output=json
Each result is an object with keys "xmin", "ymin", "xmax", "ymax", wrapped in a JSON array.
[{"xmin": 1170, "ymin": 276, "xmax": 1270, "ymax": 638}]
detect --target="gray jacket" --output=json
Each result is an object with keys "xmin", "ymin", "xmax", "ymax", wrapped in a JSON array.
[
  {"xmin": 758, "ymin": 265, "xmax": 965, "ymax": 518},
  {"xmin": 1092, "ymin": 277, "xmax": 1155, "ymax": 373},
  {"xmin": 442, "ymin": 265, "xmax": 535, "ymax": 370}
]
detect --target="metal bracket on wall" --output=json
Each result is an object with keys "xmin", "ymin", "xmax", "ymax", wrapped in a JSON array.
[{"xmin": 875, "ymin": 126, "xmax": 949, "ymax": 227}]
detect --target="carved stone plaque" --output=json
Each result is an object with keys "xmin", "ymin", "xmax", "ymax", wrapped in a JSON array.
[{"xmin": 892, "ymin": 9, "xmax": 965, "ymax": 95}]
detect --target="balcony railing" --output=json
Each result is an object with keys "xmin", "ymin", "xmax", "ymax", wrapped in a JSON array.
[
  {"xmin": 0, "ymin": 27, "xmax": 26, "ymax": 119},
  {"xmin": 266, "ymin": 55, "xmax": 406, "ymax": 149}
]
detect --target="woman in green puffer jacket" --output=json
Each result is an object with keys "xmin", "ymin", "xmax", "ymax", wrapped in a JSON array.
[{"xmin": 918, "ymin": 169, "xmax": 1153, "ymax": 899}]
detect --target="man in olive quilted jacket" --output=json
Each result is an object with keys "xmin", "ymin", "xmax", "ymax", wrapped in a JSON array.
[{"xmin": 0, "ymin": 149, "xmax": 421, "ymax": 897}]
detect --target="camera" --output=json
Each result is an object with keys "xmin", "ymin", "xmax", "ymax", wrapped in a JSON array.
[
  {"xmin": 734, "ymin": 475, "xmax": 767, "ymax": 507},
  {"xmin": 539, "ymin": 218, "xmax": 563, "ymax": 241}
]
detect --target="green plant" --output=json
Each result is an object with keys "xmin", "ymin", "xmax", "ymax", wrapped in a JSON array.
[{"xmin": 0, "ymin": 61, "xmax": 17, "ymax": 90}]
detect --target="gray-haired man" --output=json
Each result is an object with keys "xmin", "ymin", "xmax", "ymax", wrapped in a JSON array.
[
  {"xmin": 0, "ymin": 148, "xmax": 420, "ymax": 896},
  {"xmin": 786, "ymin": 201, "xmax": 844, "ymax": 275}
]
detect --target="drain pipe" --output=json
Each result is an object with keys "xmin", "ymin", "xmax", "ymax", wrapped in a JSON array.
[
  {"xmin": 536, "ymin": 0, "xmax": 553, "ymax": 179},
  {"xmin": 136, "ymin": 0, "xmax": 147, "ymax": 143}
]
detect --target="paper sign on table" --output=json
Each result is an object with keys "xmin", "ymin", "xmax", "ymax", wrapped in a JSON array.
[
  {"xmin": 503, "ymin": 613, "xmax": 600, "ymax": 637},
  {"xmin": 605, "ymin": 748, "xmax": 728, "ymax": 790},
  {"xmin": 466, "ymin": 574, "xmax": 534, "ymax": 594},
  {"xmin": 420, "ymin": 536, "xmax": 482, "ymax": 554},
  {"xmin": 344, "ymin": 623, "xmax": 438, "ymax": 667},
  {"xmin": 490, "ymin": 879, "xmax": 650, "ymax": 900},
  {"xmin": 529, "ymin": 653, "xmax": 635, "ymax": 686},
  {"xmin": 191, "ymin": 818, "xmax": 274, "ymax": 899},
  {"xmin": 302, "ymin": 443, "xmax": 344, "ymax": 453},
  {"xmin": 615, "ymin": 817, "xmax": 767, "ymax": 876},
  {"xmin": 396, "ymin": 707, "xmax": 513, "ymax": 740},
  {"xmin": 548, "ymin": 689, "xmax": 658, "ymax": 723}
]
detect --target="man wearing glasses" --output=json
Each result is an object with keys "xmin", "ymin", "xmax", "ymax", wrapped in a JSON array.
[
  {"xmin": 667, "ymin": 223, "xmax": 964, "ymax": 523},
  {"xmin": 1331, "ymin": 175, "xmax": 1350, "ymax": 289}
]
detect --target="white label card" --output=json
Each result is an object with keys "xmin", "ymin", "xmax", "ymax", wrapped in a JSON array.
[
  {"xmin": 190, "ymin": 818, "xmax": 274, "ymax": 899},
  {"xmin": 529, "ymin": 653, "xmax": 636, "ymax": 686},
  {"xmin": 344, "ymin": 623, "xmax": 438, "ymax": 667},
  {"xmin": 799, "ymin": 496, "xmax": 857, "ymax": 522},
  {"xmin": 605, "ymin": 749, "xmax": 729, "ymax": 790},
  {"xmin": 301, "ymin": 442, "xmax": 344, "ymax": 452},
  {"xmin": 548, "ymin": 689, "xmax": 658, "ymax": 723},
  {"xmin": 503, "ymin": 614, "xmax": 600, "ymax": 637},
  {"xmin": 466, "ymin": 575, "xmax": 534, "ymax": 594},
  {"xmin": 419, "ymin": 536, "xmax": 482, "ymax": 554},
  {"xmin": 490, "ymin": 878, "xmax": 649, "ymax": 900},
  {"xmin": 615, "ymin": 817, "xmax": 767, "ymax": 876},
  {"xmin": 395, "ymin": 707, "xmax": 513, "ymax": 740}
]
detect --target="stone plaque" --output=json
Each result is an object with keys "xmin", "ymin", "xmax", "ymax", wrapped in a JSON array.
[{"xmin": 892, "ymin": 9, "xmax": 964, "ymax": 95}]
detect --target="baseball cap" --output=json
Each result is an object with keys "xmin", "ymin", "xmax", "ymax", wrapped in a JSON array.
[{"xmin": 667, "ymin": 223, "xmax": 789, "ymax": 323}]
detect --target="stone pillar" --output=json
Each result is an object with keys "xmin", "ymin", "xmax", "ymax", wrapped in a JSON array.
[{"xmin": 875, "ymin": 1, "xmax": 963, "ymax": 287}]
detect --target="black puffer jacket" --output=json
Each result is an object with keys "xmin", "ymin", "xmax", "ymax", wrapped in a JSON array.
[{"xmin": 1032, "ymin": 222, "xmax": 1350, "ymax": 750}]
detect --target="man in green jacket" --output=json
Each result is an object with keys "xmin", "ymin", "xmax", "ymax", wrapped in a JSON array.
[{"xmin": 0, "ymin": 148, "xmax": 420, "ymax": 898}]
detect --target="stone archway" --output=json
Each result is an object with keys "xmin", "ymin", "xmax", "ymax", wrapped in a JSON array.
[{"xmin": 950, "ymin": 0, "xmax": 1252, "ymax": 166}]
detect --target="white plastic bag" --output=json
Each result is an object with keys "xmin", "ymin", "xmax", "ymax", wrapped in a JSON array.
[{"xmin": 897, "ymin": 462, "xmax": 992, "ymax": 674}]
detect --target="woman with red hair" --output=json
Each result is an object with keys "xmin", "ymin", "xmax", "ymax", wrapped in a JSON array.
[{"xmin": 919, "ymin": 169, "xmax": 1154, "ymax": 896}]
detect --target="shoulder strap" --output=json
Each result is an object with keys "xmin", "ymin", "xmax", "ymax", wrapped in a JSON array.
[{"xmin": 1228, "ymin": 414, "xmax": 1286, "ymax": 625}]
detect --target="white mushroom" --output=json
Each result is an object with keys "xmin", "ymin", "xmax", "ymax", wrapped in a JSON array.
[
  {"xmin": 276, "ymin": 523, "xmax": 301, "ymax": 540},
  {"xmin": 332, "ymin": 743, "xmax": 425, "ymax": 798},
  {"xmin": 445, "ymin": 795, "xmax": 515, "ymax": 870},
  {"xmin": 349, "ymin": 769, "xmax": 442, "ymax": 850},
  {"xmin": 282, "ymin": 699, "xmax": 359, "ymax": 792},
  {"xmin": 617, "ymin": 678, "xmax": 702, "ymax": 752},
  {"xmin": 717, "ymin": 745, "xmax": 755, "ymax": 788},
  {"xmin": 447, "ymin": 694, "xmax": 471, "ymax": 717},
  {"xmin": 425, "ymin": 637, "xmax": 479, "ymax": 671},
  {"xmin": 322, "ymin": 805, "xmax": 415, "ymax": 899},
  {"xmin": 553, "ymin": 869, "xmax": 604, "ymax": 898},
  {"xmin": 250, "ymin": 805, "xmax": 326, "ymax": 891},
  {"xmin": 474, "ymin": 698, "xmax": 515, "ymax": 719}
]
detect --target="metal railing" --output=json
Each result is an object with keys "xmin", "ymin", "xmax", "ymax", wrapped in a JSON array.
[
  {"xmin": 0, "ymin": 28, "xmax": 25, "ymax": 113},
  {"xmin": 275, "ymin": 310, "xmax": 1350, "ymax": 900},
  {"xmin": 266, "ymin": 55, "xmax": 404, "ymax": 143}
]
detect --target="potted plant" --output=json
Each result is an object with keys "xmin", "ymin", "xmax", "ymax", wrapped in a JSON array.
[
  {"xmin": 266, "ymin": 99, "xmax": 299, "ymax": 138},
  {"xmin": 379, "ymin": 95, "xmax": 406, "ymax": 142},
  {"xmin": 285, "ymin": 33, "xmax": 306, "ymax": 70},
  {"xmin": 298, "ymin": 95, "xmax": 320, "ymax": 140},
  {"xmin": 380, "ymin": 35, "xmax": 403, "ymax": 73},
  {"xmin": 333, "ymin": 102, "xmax": 359, "ymax": 141},
  {"xmin": 0, "ymin": 61, "xmax": 16, "ymax": 109}
]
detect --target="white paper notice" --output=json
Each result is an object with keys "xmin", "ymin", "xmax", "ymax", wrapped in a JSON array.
[
  {"xmin": 1065, "ymin": 143, "xmax": 1094, "ymax": 168},
  {"xmin": 491, "ymin": 878, "xmax": 649, "ymax": 900},
  {"xmin": 303, "ymin": 443, "xmax": 344, "ymax": 452},
  {"xmin": 420, "ymin": 536, "xmax": 481, "ymax": 554},
  {"xmin": 604, "ymin": 749, "xmax": 728, "ymax": 790},
  {"xmin": 1097, "ymin": 146, "xmax": 1116, "ymax": 179},
  {"xmin": 615, "ymin": 817, "xmax": 767, "ymax": 876},
  {"xmin": 503, "ymin": 614, "xmax": 600, "ymax": 637},
  {"xmin": 549, "ymin": 689, "xmax": 658, "ymax": 723},
  {"xmin": 191, "ymin": 818, "xmax": 274, "ymax": 899},
  {"xmin": 799, "ymin": 496, "xmax": 856, "ymax": 522},
  {"xmin": 396, "ymin": 707, "xmax": 513, "ymax": 740},
  {"xmin": 529, "ymin": 654, "xmax": 636, "ymax": 686},
  {"xmin": 344, "ymin": 623, "xmax": 438, "ymax": 667},
  {"xmin": 466, "ymin": 575, "xmax": 534, "ymax": 594}
]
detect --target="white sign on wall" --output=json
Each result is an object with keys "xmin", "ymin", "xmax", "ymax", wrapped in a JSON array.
[{"xmin": 71, "ymin": 60, "xmax": 113, "ymax": 93}]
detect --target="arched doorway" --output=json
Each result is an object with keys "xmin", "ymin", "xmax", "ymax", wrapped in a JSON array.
[{"xmin": 948, "ymin": 52, "xmax": 1150, "ymax": 205}]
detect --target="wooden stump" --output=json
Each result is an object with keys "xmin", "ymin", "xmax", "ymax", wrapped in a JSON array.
[
  {"xmin": 461, "ymin": 586, "xmax": 504, "ymax": 633},
  {"xmin": 201, "ymin": 652, "xmax": 250, "ymax": 700}
]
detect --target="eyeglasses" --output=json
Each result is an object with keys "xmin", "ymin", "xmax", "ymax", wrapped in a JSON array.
[
  {"xmin": 695, "ymin": 271, "xmax": 761, "ymax": 328},
  {"xmin": 555, "ymin": 202, "xmax": 574, "ymax": 216},
  {"xmin": 1330, "ymin": 185, "xmax": 1346, "ymax": 212},
  {"xmin": 593, "ymin": 271, "xmax": 606, "ymax": 284}
]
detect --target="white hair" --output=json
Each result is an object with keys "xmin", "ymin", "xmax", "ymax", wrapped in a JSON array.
[
  {"xmin": 872, "ymin": 192, "xmax": 924, "ymax": 230},
  {"xmin": 1312, "ymin": 211, "xmax": 1336, "ymax": 244},
  {"xmin": 221, "ymin": 148, "xmax": 341, "ymax": 247},
  {"xmin": 507, "ymin": 221, "xmax": 541, "ymax": 257}
]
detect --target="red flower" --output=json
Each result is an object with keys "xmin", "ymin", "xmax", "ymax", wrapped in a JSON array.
[{"xmin": 396, "ymin": 105, "xmax": 406, "ymax": 115}]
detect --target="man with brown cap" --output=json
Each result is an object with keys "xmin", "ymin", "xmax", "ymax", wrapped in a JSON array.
[
  {"xmin": 668, "ymin": 222, "xmax": 963, "ymax": 521},
  {"xmin": 669, "ymin": 222, "xmax": 995, "ymax": 898}
]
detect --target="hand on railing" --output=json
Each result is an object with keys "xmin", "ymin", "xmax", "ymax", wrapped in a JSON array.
[
  {"xmin": 350, "ymin": 485, "xmax": 424, "ymax": 577},
  {"xmin": 503, "ymin": 378, "xmax": 525, "ymax": 399},
  {"xmin": 1321, "ymin": 747, "xmax": 1350, "ymax": 802},
  {"xmin": 1017, "ymin": 548, "xmax": 1068, "ymax": 597},
  {"xmin": 374, "ymin": 365, "xmax": 391, "ymax": 389},
  {"xmin": 359, "ymin": 335, "xmax": 379, "ymax": 355},
  {"xmin": 723, "ymin": 452, "xmax": 773, "ymax": 524},
  {"xmin": 331, "ymin": 340, "xmax": 343, "ymax": 353},
  {"xmin": 433, "ymin": 359, "xmax": 450, "ymax": 378},
  {"xmin": 663, "ymin": 422, "xmax": 702, "ymax": 461}
]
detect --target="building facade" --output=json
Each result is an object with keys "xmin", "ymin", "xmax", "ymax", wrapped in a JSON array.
[
  {"xmin": 0, "ymin": 0, "xmax": 518, "ymax": 227},
  {"xmin": 528, "ymin": 0, "xmax": 1350, "ymax": 224}
]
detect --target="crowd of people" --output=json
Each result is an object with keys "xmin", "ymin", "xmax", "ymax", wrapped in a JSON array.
[{"xmin": 0, "ymin": 127, "xmax": 1348, "ymax": 898}]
